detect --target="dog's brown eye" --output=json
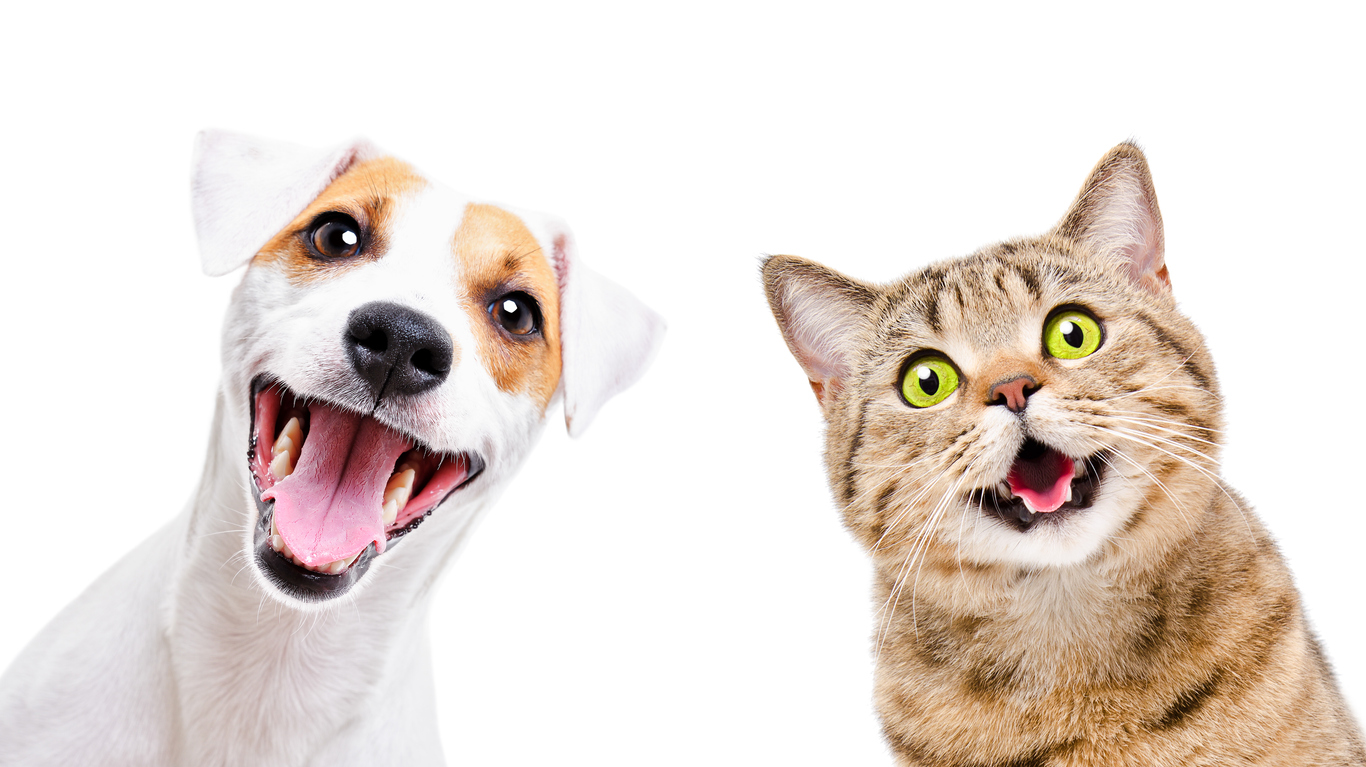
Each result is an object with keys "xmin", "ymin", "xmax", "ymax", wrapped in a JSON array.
[
  {"xmin": 307, "ymin": 213, "xmax": 364, "ymax": 259},
  {"xmin": 488, "ymin": 292, "xmax": 540, "ymax": 336}
]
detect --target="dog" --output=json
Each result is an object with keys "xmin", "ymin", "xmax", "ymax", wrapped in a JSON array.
[{"xmin": 0, "ymin": 130, "xmax": 665, "ymax": 766}]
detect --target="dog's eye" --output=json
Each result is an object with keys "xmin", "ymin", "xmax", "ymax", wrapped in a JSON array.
[
  {"xmin": 488, "ymin": 292, "xmax": 540, "ymax": 336},
  {"xmin": 307, "ymin": 213, "xmax": 364, "ymax": 259}
]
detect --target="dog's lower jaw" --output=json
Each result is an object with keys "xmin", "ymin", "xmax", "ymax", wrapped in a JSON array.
[{"xmin": 170, "ymin": 405, "xmax": 486, "ymax": 765}]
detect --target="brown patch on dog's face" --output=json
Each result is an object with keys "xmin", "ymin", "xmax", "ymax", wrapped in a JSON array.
[
  {"xmin": 252, "ymin": 157, "xmax": 428, "ymax": 282},
  {"xmin": 453, "ymin": 203, "xmax": 562, "ymax": 412}
]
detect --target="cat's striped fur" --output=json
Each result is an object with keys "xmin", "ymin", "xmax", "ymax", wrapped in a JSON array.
[{"xmin": 762, "ymin": 144, "xmax": 1364, "ymax": 766}]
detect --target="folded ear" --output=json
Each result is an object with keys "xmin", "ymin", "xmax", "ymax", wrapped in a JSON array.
[
  {"xmin": 762, "ymin": 254, "xmax": 878, "ymax": 408},
  {"xmin": 1054, "ymin": 141, "xmax": 1169, "ymax": 296},
  {"xmin": 547, "ymin": 227, "xmax": 665, "ymax": 437},
  {"xmin": 191, "ymin": 129, "xmax": 380, "ymax": 276}
]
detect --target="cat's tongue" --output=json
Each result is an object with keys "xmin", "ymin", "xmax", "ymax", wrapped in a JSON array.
[
  {"xmin": 1007, "ymin": 445, "xmax": 1075, "ymax": 513},
  {"xmin": 261, "ymin": 403, "xmax": 411, "ymax": 566}
]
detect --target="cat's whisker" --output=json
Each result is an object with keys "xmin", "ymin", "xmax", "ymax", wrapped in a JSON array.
[
  {"xmin": 851, "ymin": 451, "xmax": 946, "ymax": 472},
  {"xmin": 1097, "ymin": 448, "xmax": 1196, "ymax": 533},
  {"xmin": 954, "ymin": 494, "xmax": 974, "ymax": 591},
  {"xmin": 874, "ymin": 443, "xmax": 997, "ymax": 652},
  {"xmin": 908, "ymin": 464, "xmax": 975, "ymax": 638},
  {"xmin": 876, "ymin": 532, "xmax": 923, "ymax": 654},
  {"xmin": 876, "ymin": 464, "xmax": 967, "ymax": 651},
  {"xmin": 872, "ymin": 463, "xmax": 957, "ymax": 551},
  {"xmin": 855, "ymin": 465, "xmax": 946, "ymax": 518},
  {"xmin": 1105, "ymin": 354, "xmax": 1211, "ymax": 402},
  {"xmin": 875, "ymin": 439, "xmax": 997, "ymax": 553},
  {"xmin": 1104, "ymin": 409, "xmax": 1222, "ymax": 434},
  {"xmin": 1107, "ymin": 382, "xmax": 1213, "ymax": 400},
  {"xmin": 879, "ymin": 460, "xmax": 975, "ymax": 650},
  {"xmin": 1107, "ymin": 425, "xmax": 1220, "ymax": 470},
  {"xmin": 1080, "ymin": 423, "xmax": 1254, "ymax": 539},
  {"xmin": 1103, "ymin": 415, "xmax": 1223, "ymax": 450}
]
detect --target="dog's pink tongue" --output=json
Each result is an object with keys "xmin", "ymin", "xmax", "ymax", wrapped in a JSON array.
[
  {"xmin": 1006, "ymin": 447, "xmax": 1075, "ymax": 513},
  {"xmin": 262, "ymin": 403, "xmax": 411, "ymax": 566}
]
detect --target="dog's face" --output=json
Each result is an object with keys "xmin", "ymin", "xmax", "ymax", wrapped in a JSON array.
[{"xmin": 192, "ymin": 131, "xmax": 663, "ymax": 606}]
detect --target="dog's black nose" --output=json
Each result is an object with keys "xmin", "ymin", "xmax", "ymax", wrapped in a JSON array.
[{"xmin": 345, "ymin": 302, "xmax": 454, "ymax": 401}]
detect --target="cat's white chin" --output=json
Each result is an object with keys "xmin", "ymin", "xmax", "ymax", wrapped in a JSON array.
[{"xmin": 954, "ymin": 470, "xmax": 1142, "ymax": 568}]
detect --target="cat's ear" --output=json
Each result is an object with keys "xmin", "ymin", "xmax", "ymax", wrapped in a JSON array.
[
  {"xmin": 763, "ymin": 255, "xmax": 878, "ymax": 407},
  {"xmin": 1054, "ymin": 142, "xmax": 1170, "ymax": 296}
]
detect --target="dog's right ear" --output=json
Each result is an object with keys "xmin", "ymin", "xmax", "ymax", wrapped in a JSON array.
[{"xmin": 191, "ymin": 130, "xmax": 380, "ymax": 276}]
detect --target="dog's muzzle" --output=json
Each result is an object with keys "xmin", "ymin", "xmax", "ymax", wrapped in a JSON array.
[{"xmin": 248, "ymin": 379, "xmax": 483, "ymax": 601}]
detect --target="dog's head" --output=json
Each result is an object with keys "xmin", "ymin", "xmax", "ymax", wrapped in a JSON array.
[{"xmin": 191, "ymin": 130, "xmax": 663, "ymax": 606}]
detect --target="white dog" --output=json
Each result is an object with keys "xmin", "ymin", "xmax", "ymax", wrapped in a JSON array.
[{"xmin": 0, "ymin": 131, "xmax": 664, "ymax": 765}]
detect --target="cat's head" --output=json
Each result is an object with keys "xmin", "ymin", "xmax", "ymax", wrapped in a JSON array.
[{"xmin": 763, "ymin": 143, "xmax": 1222, "ymax": 570}]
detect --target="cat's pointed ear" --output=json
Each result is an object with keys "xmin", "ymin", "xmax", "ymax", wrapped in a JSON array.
[
  {"xmin": 191, "ymin": 129, "xmax": 381, "ymax": 276},
  {"xmin": 763, "ymin": 255, "xmax": 878, "ymax": 407},
  {"xmin": 1054, "ymin": 142, "xmax": 1170, "ymax": 296}
]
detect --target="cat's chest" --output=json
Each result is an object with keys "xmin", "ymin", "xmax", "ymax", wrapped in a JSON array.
[{"xmin": 925, "ymin": 568, "xmax": 1141, "ymax": 692}]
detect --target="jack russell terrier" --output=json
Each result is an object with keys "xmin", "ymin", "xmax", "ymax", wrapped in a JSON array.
[{"xmin": 0, "ymin": 130, "xmax": 664, "ymax": 765}]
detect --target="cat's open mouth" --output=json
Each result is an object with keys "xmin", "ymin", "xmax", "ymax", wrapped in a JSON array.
[
  {"xmin": 971, "ymin": 438, "xmax": 1106, "ymax": 532},
  {"xmin": 247, "ymin": 379, "xmax": 483, "ymax": 600}
]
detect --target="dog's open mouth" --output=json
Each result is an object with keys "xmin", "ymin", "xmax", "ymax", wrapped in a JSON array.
[
  {"xmin": 248, "ymin": 379, "xmax": 483, "ymax": 599},
  {"xmin": 970, "ymin": 438, "xmax": 1106, "ymax": 532}
]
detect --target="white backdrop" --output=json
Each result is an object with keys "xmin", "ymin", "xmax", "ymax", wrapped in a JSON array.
[{"xmin": 1, "ymin": 2, "xmax": 1361, "ymax": 763}]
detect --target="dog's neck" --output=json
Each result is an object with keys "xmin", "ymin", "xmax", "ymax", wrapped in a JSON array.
[{"xmin": 164, "ymin": 390, "xmax": 482, "ymax": 763}]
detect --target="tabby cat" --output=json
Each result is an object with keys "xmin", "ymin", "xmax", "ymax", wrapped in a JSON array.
[{"xmin": 761, "ymin": 144, "xmax": 1364, "ymax": 766}]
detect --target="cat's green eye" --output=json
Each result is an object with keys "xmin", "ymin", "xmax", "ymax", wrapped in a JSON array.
[
  {"xmin": 1044, "ymin": 310, "xmax": 1103, "ymax": 359},
  {"xmin": 901, "ymin": 356, "xmax": 960, "ymax": 408}
]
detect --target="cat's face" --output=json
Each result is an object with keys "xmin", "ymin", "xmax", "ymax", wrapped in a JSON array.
[{"xmin": 765, "ymin": 144, "xmax": 1222, "ymax": 570}]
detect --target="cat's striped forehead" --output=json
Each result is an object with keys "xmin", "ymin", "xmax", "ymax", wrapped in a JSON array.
[{"xmin": 873, "ymin": 238, "xmax": 1123, "ymax": 359}]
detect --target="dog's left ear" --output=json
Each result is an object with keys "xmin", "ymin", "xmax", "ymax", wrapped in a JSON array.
[
  {"xmin": 190, "ymin": 129, "xmax": 380, "ymax": 276},
  {"xmin": 546, "ymin": 227, "xmax": 665, "ymax": 437}
]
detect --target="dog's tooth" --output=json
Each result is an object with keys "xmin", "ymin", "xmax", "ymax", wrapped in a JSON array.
[
  {"xmin": 280, "ymin": 417, "xmax": 303, "ymax": 448},
  {"xmin": 386, "ymin": 468, "xmax": 415, "ymax": 493},
  {"xmin": 383, "ymin": 486, "xmax": 410, "ymax": 515},
  {"xmin": 325, "ymin": 558, "xmax": 347, "ymax": 575},
  {"xmin": 384, "ymin": 469, "xmax": 415, "ymax": 513},
  {"xmin": 280, "ymin": 539, "xmax": 294, "ymax": 560},
  {"xmin": 271, "ymin": 434, "xmax": 294, "ymax": 458},
  {"xmin": 269, "ymin": 451, "xmax": 294, "ymax": 481},
  {"xmin": 271, "ymin": 418, "xmax": 304, "ymax": 471},
  {"xmin": 382, "ymin": 499, "xmax": 399, "ymax": 526},
  {"xmin": 270, "ymin": 534, "xmax": 284, "ymax": 552},
  {"xmin": 1064, "ymin": 483, "xmax": 1074, "ymax": 505}
]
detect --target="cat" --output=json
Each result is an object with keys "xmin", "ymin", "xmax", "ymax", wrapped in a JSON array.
[{"xmin": 761, "ymin": 143, "xmax": 1365, "ymax": 766}]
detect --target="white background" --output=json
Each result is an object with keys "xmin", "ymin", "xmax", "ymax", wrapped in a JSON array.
[{"xmin": 1, "ymin": 2, "xmax": 1362, "ymax": 763}]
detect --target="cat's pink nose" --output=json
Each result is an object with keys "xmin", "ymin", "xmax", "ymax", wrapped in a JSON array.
[{"xmin": 989, "ymin": 375, "xmax": 1038, "ymax": 413}]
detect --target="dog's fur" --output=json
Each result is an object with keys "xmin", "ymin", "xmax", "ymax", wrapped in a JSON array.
[{"xmin": 0, "ymin": 131, "xmax": 664, "ymax": 766}]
